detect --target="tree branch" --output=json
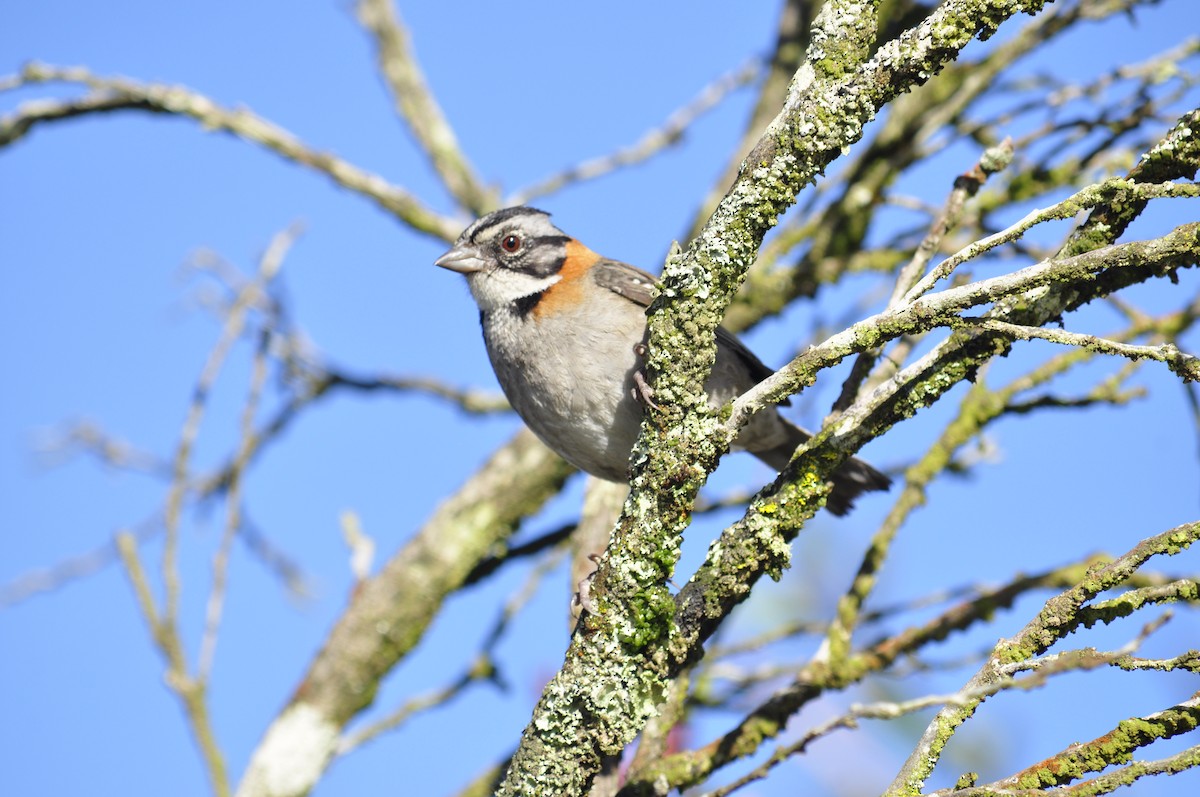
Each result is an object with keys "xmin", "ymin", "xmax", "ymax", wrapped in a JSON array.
[
  {"xmin": 886, "ymin": 520, "xmax": 1200, "ymax": 795},
  {"xmin": 2, "ymin": 62, "xmax": 463, "ymax": 240},
  {"xmin": 496, "ymin": 3, "xmax": 1061, "ymax": 794},
  {"xmin": 235, "ymin": 429, "xmax": 573, "ymax": 797},
  {"xmin": 354, "ymin": 0, "xmax": 495, "ymax": 214}
]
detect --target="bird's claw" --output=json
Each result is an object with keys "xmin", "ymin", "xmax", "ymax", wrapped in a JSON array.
[
  {"xmin": 571, "ymin": 553, "xmax": 603, "ymax": 617},
  {"xmin": 631, "ymin": 343, "xmax": 660, "ymax": 410},
  {"xmin": 632, "ymin": 370, "xmax": 660, "ymax": 410}
]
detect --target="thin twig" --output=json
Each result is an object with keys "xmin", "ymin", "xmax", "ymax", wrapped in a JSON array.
[
  {"xmin": 507, "ymin": 60, "xmax": 760, "ymax": 205},
  {"xmin": 885, "ymin": 521, "xmax": 1200, "ymax": 795},
  {"xmin": 116, "ymin": 531, "xmax": 231, "ymax": 797},
  {"xmin": 335, "ymin": 669, "xmax": 479, "ymax": 755},
  {"xmin": 0, "ymin": 520, "xmax": 159, "ymax": 608},
  {"xmin": 462, "ymin": 522, "xmax": 575, "ymax": 587},
  {"xmin": 336, "ymin": 541, "xmax": 571, "ymax": 754},
  {"xmin": 704, "ymin": 622, "xmax": 1165, "ymax": 797},
  {"xmin": 194, "ymin": 369, "xmax": 508, "ymax": 500},
  {"xmin": 199, "ymin": 226, "xmax": 295, "ymax": 680},
  {"xmin": 161, "ymin": 222, "xmax": 279, "ymax": 642},
  {"xmin": 32, "ymin": 420, "xmax": 169, "ymax": 475},
  {"xmin": 957, "ymin": 317, "xmax": 1200, "ymax": 382},
  {"xmin": 831, "ymin": 140, "xmax": 1013, "ymax": 414},
  {"xmin": 902, "ymin": 179, "xmax": 1200, "ymax": 302},
  {"xmin": 629, "ymin": 553, "xmax": 1131, "ymax": 794}
]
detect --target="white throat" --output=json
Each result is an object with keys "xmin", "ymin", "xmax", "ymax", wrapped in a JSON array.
[{"xmin": 468, "ymin": 269, "xmax": 561, "ymax": 313}]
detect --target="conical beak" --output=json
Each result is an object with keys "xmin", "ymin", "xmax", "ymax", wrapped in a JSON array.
[{"xmin": 434, "ymin": 244, "xmax": 487, "ymax": 274}]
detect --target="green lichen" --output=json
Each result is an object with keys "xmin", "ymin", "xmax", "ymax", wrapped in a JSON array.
[
  {"xmin": 498, "ymin": 2, "xmax": 1080, "ymax": 794},
  {"xmin": 618, "ymin": 587, "xmax": 676, "ymax": 651},
  {"xmin": 1012, "ymin": 705, "xmax": 1200, "ymax": 789}
]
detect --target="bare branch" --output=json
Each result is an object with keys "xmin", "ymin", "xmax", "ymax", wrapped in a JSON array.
[
  {"xmin": 934, "ymin": 692, "xmax": 1200, "ymax": 795},
  {"xmin": 625, "ymin": 552, "xmax": 1150, "ymax": 795},
  {"xmin": 886, "ymin": 520, "xmax": 1200, "ymax": 795},
  {"xmin": 726, "ymin": 221, "xmax": 1200, "ymax": 437},
  {"xmin": 2, "ymin": 62, "xmax": 463, "ymax": 240},
  {"xmin": 955, "ymin": 317, "xmax": 1200, "ymax": 382},
  {"xmin": 904, "ymin": 179, "xmax": 1200, "ymax": 302},
  {"xmin": 703, "ymin": 626, "xmax": 1166, "ymax": 797},
  {"xmin": 832, "ymin": 139, "xmax": 1014, "ymax": 414},
  {"xmin": 685, "ymin": 0, "xmax": 815, "ymax": 239},
  {"xmin": 355, "ymin": 0, "xmax": 494, "ymax": 214},
  {"xmin": 9, "ymin": 4, "xmax": 1200, "ymax": 797},
  {"xmin": 333, "ymin": 533, "xmax": 575, "ymax": 765},
  {"xmin": 319, "ymin": 371, "xmax": 509, "ymax": 414}
]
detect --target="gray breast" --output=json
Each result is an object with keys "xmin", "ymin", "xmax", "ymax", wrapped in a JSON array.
[{"xmin": 482, "ymin": 298, "xmax": 645, "ymax": 480}]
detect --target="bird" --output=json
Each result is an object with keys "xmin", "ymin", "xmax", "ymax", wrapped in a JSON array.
[{"xmin": 435, "ymin": 206, "xmax": 890, "ymax": 515}]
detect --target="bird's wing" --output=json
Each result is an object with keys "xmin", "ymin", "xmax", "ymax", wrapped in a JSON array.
[
  {"xmin": 591, "ymin": 258, "xmax": 659, "ymax": 307},
  {"xmin": 591, "ymin": 258, "xmax": 783, "ymax": 393}
]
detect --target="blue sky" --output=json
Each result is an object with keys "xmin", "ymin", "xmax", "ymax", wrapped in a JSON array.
[{"xmin": 3, "ymin": 2, "xmax": 1199, "ymax": 796}]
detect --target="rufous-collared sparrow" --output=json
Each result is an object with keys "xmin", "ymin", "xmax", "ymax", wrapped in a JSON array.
[{"xmin": 436, "ymin": 206, "xmax": 889, "ymax": 514}]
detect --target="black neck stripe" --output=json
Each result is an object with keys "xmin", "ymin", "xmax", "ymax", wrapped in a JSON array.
[{"xmin": 513, "ymin": 289, "xmax": 546, "ymax": 318}]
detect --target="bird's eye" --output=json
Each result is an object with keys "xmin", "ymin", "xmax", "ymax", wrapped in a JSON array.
[{"xmin": 500, "ymin": 234, "xmax": 522, "ymax": 253}]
